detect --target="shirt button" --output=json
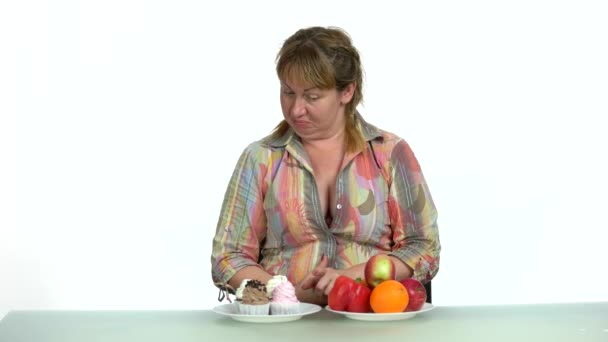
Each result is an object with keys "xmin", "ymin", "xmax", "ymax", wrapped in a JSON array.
[{"xmin": 336, "ymin": 204, "xmax": 342, "ymax": 210}]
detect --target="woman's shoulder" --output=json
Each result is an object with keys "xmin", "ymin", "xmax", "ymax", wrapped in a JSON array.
[
  {"xmin": 365, "ymin": 121, "xmax": 408, "ymax": 150},
  {"xmin": 237, "ymin": 134, "xmax": 285, "ymax": 164},
  {"xmin": 363, "ymin": 120, "xmax": 422, "ymax": 170},
  {"xmin": 358, "ymin": 114, "xmax": 406, "ymax": 147}
]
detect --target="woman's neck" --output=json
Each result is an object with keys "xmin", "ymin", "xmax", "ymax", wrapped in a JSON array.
[{"xmin": 301, "ymin": 127, "xmax": 346, "ymax": 151}]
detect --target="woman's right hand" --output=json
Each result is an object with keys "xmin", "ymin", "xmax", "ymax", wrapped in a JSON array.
[{"xmin": 296, "ymin": 255, "xmax": 329, "ymax": 305}]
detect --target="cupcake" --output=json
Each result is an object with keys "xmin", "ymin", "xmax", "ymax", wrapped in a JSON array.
[
  {"xmin": 266, "ymin": 275, "xmax": 288, "ymax": 298},
  {"xmin": 270, "ymin": 281, "xmax": 300, "ymax": 315},
  {"xmin": 234, "ymin": 278, "xmax": 250, "ymax": 310},
  {"xmin": 238, "ymin": 280, "xmax": 270, "ymax": 315}
]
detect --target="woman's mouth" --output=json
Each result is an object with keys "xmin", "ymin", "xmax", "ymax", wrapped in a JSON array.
[{"xmin": 293, "ymin": 120, "xmax": 312, "ymax": 129}]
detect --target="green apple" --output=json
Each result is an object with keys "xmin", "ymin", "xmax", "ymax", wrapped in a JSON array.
[{"xmin": 364, "ymin": 254, "xmax": 396, "ymax": 288}]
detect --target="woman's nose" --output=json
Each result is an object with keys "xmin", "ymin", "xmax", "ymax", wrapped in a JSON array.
[{"xmin": 290, "ymin": 96, "xmax": 307, "ymax": 117}]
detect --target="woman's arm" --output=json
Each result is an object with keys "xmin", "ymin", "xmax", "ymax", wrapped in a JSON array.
[
  {"xmin": 211, "ymin": 143, "xmax": 270, "ymax": 288},
  {"xmin": 300, "ymin": 256, "xmax": 412, "ymax": 296},
  {"xmin": 386, "ymin": 139, "xmax": 441, "ymax": 283},
  {"xmin": 389, "ymin": 256, "xmax": 413, "ymax": 280},
  {"xmin": 228, "ymin": 266, "xmax": 273, "ymax": 290}
]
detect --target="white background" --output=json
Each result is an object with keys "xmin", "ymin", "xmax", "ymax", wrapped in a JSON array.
[{"xmin": 1, "ymin": 0, "xmax": 607, "ymax": 320}]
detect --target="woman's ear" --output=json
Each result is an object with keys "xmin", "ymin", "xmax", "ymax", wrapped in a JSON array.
[{"xmin": 340, "ymin": 82, "xmax": 356, "ymax": 105}]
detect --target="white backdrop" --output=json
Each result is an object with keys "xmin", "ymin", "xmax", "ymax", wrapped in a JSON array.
[{"xmin": 1, "ymin": 0, "xmax": 607, "ymax": 320}]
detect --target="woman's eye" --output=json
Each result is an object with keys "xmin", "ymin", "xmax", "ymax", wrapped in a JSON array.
[
  {"xmin": 282, "ymin": 91, "xmax": 295, "ymax": 96},
  {"xmin": 306, "ymin": 95, "xmax": 320, "ymax": 101}
]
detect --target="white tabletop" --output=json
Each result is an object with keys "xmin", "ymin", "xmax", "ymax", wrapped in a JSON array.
[{"xmin": 0, "ymin": 302, "xmax": 606, "ymax": 342}]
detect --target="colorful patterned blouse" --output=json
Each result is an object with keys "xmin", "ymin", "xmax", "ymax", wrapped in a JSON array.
[{"xmin": 211, "ymin": 115, "xmax": 440, "ymax": 287}]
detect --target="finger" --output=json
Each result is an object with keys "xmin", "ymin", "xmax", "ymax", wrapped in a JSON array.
[
  {"xmin": 312, "ymin": 255, "xmax": 328, "ymax": 272},
  {"xmin": 299, "ymin": 274, "xmax": 317, "ymax": 290},
  {"xmin": 315, "ymin": 274, "xmax": 331, "ymax": 294},
  {"xmin": 301, "ymin": 255, "xmax": 329, "ymax": 290},
  {"xmin": 305, "ymin": 268, "xmax": 328, "ymax": 289},
  {"xmin": 316, "ymin": 269, "xmax": 340, "ymax": 295},
  {"xmin": 324, "ymin": 276, "xmax": 337, "ymax": 296},
  {"xmin": 313, "ymin": 267, "xmax": 328, "ymax": 277},
  {"xmin": 300, "ymin": 270, "xmax": 324, "ymax": 290}
]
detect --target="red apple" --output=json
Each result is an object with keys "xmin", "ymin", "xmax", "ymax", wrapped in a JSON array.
[
  {"xmin": 364, "ymin": 255, "xmax": 396, "ymax": 288},
  {"xmin": 400, "ymin": 278, "xmax": 427, "ymax": 311}
]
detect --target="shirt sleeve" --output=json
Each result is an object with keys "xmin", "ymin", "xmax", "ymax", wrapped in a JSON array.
[
  {"xmin": 386, "ymin": 139, "xmax": 441, "ymax": 283},
  {"xmin": 211, "ymin": 143, "xmax": 269, "ymax": 286}
]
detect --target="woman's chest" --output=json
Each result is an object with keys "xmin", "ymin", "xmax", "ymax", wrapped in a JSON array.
[{"xmin": 262, "ymin": 153, "xmax": 391, "ymax": 246}]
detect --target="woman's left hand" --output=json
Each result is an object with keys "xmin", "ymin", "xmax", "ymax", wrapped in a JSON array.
[
  {"xmin": 300, "ymin": 256, "xmax": 363, "ymax": 295},
  {"xmin": 308, "ymin": 267, "xmax": 345, "ymax": 295}
]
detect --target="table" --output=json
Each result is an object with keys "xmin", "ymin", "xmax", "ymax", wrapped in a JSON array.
[{"xmin": 1, "ymin": 302, "xmax": 606, "ymax": 342}]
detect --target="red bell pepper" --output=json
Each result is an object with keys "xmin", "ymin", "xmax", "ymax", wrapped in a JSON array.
[{"xmin": 328, "ymin": 276, "xmax": 372, "ymax": 313}]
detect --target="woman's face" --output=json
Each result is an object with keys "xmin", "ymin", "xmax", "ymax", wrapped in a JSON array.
[{"xmin": 280, "ymin": 79, "xmax": 354, "ymax": 142}]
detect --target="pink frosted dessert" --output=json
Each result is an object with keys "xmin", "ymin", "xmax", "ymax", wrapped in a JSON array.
[{"xmin": 270, "ymin": 281, "xmax": 300, "ymax": 315}]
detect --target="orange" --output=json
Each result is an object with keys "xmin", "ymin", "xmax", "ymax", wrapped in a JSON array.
[{"xmin": 369, "ymin": 280, "xmax": 409, "ymax": 313}]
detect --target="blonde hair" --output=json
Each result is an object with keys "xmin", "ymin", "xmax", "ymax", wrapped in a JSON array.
[{"xmin": 273, "ymin": 27, "xmax": 365, "ymax": 152}]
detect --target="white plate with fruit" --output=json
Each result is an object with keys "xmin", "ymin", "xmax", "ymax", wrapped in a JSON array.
[
  {"xmin": 325, "ymin": 303, "xmax": 435, "ymax": 321},
  {"xmin": 325, "ymin": 255, "xmax": 434, "ymax": 321}
]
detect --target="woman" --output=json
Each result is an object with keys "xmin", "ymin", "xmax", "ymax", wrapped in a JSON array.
[{"xmin": 211, "ymin": 26, "xmax": 440, "ymax": 305}]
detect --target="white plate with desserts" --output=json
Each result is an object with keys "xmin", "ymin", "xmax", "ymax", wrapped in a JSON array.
[
  {"xmin": 212, "ymin": 302, "xmax": 322, "ymax": 323},
  {"xmin": 325, "ymin": 303, "xmax": 435, "ymax": 321}
]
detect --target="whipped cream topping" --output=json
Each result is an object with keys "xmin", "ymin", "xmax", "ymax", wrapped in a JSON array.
[
  {"xmin": 235, "ymin": 279, "xmax": 251, "ymax": 300},
  {"xmin": 266, "ymin": 275, "xmax": 288, "ymax": 298},
  {"xmin": 271, "ymin": 281, "xmax": 299, "ymax": 304}
]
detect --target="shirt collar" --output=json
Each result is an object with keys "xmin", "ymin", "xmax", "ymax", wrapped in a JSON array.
[{"xmin": 357, "ymin": 112, "xmax": 383, "ymax": 142}]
